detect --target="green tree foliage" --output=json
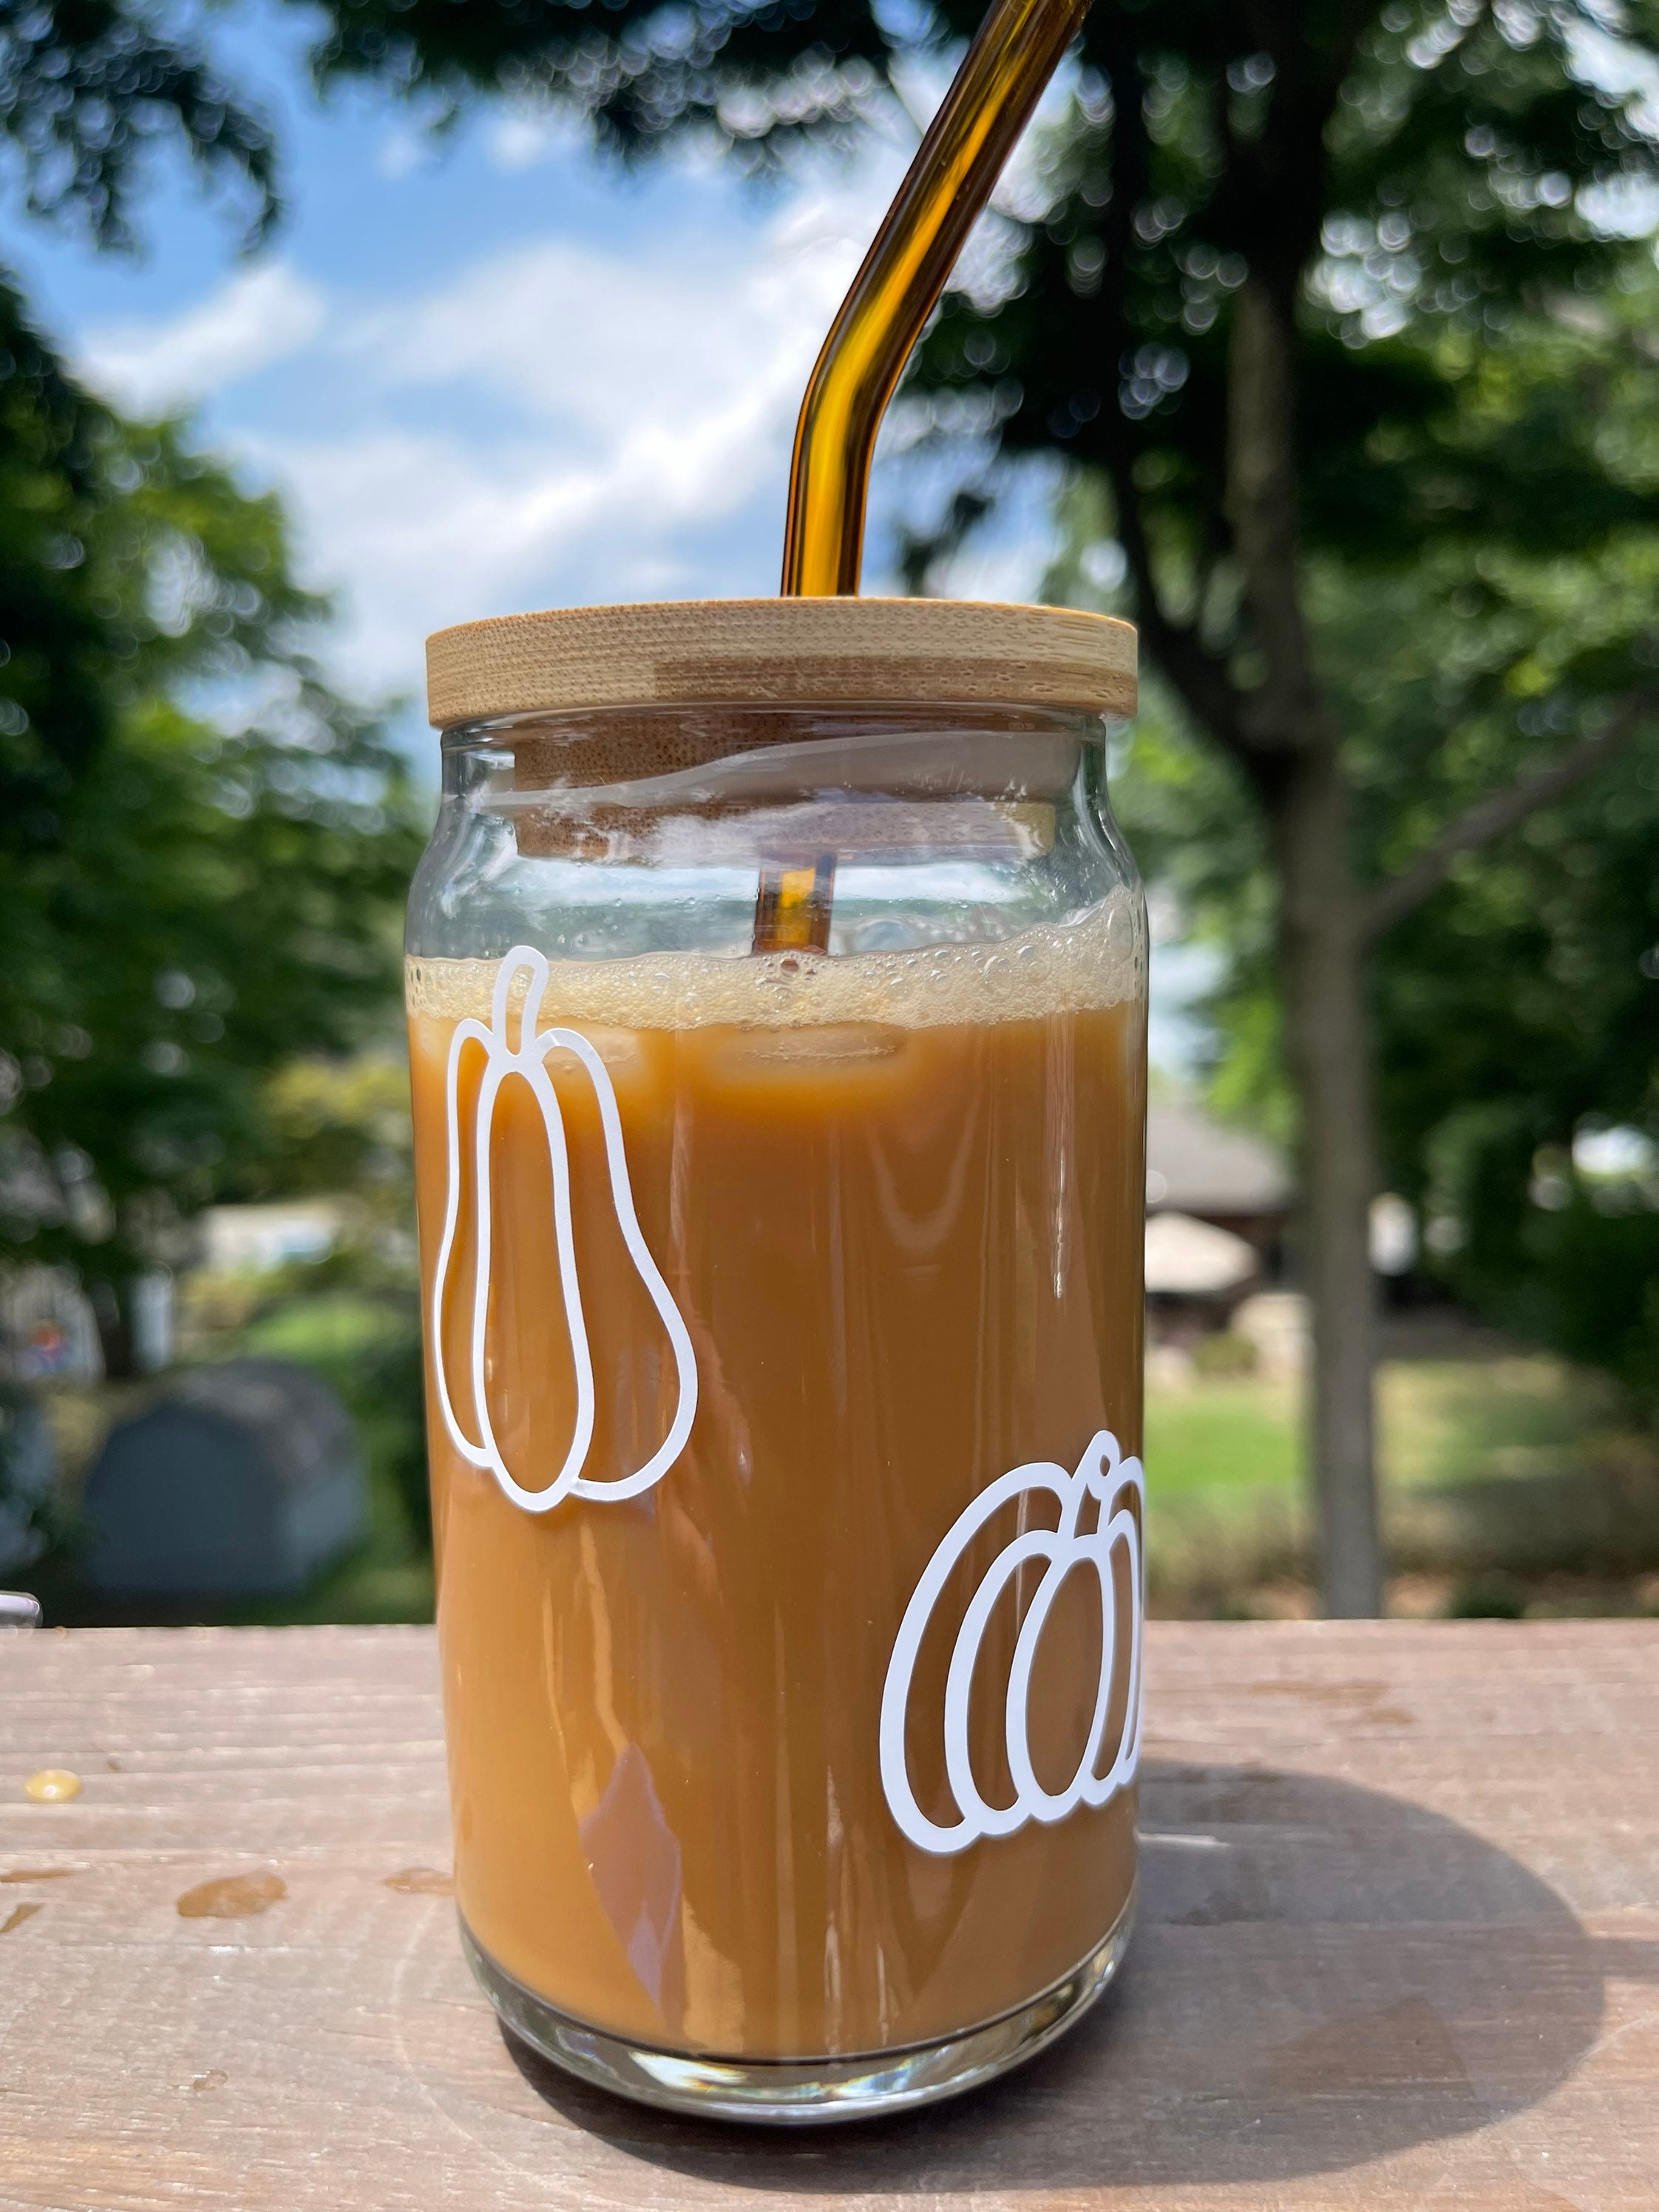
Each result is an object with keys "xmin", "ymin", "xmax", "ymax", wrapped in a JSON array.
[
  {"xmin": 0, "ymin": 17, "xmax": 419, "ymax": 1367},
  {"xmin": 0, "ymin": 279, "xmax": 424, "ymax": 1344},
  {"xmin": 0, "ymin": 3, "xmax": 278, "ymax": 841},
  {"xmin": 253, "ymin": 1054, "xmax": 415, "ymax": 1215},
  {"xmin": 301, "ymin": 0, "xmax": 888, "ymax": 155},
  {"xmin": 1356, "ymin": 496, "xmax": 1659, "ymax": 1407},
  {"xmin": 1083, "ymin": 291, "xmax": 1659, "ymax": 1403}
]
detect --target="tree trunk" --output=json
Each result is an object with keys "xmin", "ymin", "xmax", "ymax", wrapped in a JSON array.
[
  {"xmin": 1270, "ymin": 749, "xmax": 1385, "ymax": 1615},
  {"xmin": 1227, "ymin": 274, "xmax": 1385, "ymax": 1617}
]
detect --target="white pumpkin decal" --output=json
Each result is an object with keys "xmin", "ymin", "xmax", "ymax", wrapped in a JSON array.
[
  {"xmin": 879, "ymin": 1428, "xmax": 1144, "ymax": 1855},
  {"xmin": 430, "ymin": 944, "xmax": 699, "ymax": 1513}
]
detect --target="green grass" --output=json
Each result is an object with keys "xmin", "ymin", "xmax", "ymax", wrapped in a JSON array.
[
  {"xmin": 1142, "ymin": 1376, "xmax": 1302, "ymax": 1596},
  {"xmin": 1140, "ymin": 1350, "xmax": 1659, "ymax": 1604},
  {"xmin": 1144, "ymin": 1354, "xmax": 1631, "ymax": 1504},
  {"xmin": 1144, "ymin": 1378, "xmax": 1302, "ymax": 1497},
  {"xmin": 1380, "ymin": 1357, "xmax": 1626, "ymax": 1494}
]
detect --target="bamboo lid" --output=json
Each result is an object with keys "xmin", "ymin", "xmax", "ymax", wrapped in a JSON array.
[{"xmin": 427, "ymin": 597, "xmax": 1136, "ymax": 728}]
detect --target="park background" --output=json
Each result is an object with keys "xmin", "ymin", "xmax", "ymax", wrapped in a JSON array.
[{"xmin": 3, "ymin": 0, "xmax": 1658, "ymax": 1624}]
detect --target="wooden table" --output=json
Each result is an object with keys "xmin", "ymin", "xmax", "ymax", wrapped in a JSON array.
[{"xmin": 1, "ymin": 1623, "xmax": 1654, "ymax": 2210}]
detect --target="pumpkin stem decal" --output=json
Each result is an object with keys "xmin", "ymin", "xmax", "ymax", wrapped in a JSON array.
[
  {"xmin": 431, "ymin": 945, "xmax": 699, "ymax": 1513},
  {"xmin": 880, "ymin": 1430, "xmax": 1144, "ymax": 1855}
]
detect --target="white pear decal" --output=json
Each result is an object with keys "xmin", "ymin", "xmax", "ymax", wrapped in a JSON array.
[
  {"xmin": 430, "ymin": 944, "xmax": 698, "ymax": 1513},
  {"xmin": 880, "ymin": 1429, "xmax": 1144, "ymax": 1855}
]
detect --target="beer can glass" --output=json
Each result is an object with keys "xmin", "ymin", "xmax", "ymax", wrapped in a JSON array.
[{"xmin": 405, "ymin": 598, "xmax": 1145, "ymax": 2122}]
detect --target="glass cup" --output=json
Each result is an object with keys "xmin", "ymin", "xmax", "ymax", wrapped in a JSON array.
[{"xmin": 405, "ymin": 598, "xmax": 1145, "ymax": 2122}]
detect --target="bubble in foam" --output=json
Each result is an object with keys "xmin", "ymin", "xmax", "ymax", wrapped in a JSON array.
[{"xmin": 406, "ymin": 890, "xmax": 1144, "ymax": 1034}]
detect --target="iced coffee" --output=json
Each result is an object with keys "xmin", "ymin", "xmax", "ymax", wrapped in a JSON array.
[{"xmin": 407, "ymin": 594, "xmax": 1144, "ymax": 2119}]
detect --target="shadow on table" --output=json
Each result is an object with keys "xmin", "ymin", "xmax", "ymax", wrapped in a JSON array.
[{"xmin": 498, "ymin": 1760, "xmax": 1655, "ymax": 2194}]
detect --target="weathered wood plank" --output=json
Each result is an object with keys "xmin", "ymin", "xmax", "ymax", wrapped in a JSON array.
[{"xmin": 1, "ymin": 1621, "xmax": 1655, "ymax": 2210}]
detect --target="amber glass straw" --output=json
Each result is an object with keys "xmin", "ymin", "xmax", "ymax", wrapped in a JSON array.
[
  {"xmin": 780, "ymin": 0, "xmax": 1090, "ymax": 597},
  {"xmin": 758, "ymin": 0, "xmax": 1087, "ymax": 951}
]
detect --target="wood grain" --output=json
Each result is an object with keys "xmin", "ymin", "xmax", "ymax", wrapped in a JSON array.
[
  {"xmin": 1, "ymin": 1622, "xmax": 1655, "ymax": 2210},
  {"xmin": 425, "ymin": 596, "xmax": 1138, "ymax": 727}
]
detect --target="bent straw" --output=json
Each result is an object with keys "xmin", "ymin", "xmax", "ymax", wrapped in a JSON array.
[
  {"xmin": 780, "ymin": 0, "xmax": 1090, "ymax": 598},
  {"xmin": 755, "ymin": 0, "xmax": 1087, "ymax": 953}
]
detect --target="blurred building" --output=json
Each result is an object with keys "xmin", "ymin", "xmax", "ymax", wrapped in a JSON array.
[
  {"xmin": 1144, "ymin": 1210, "xmax": 1261, "ymax": 1324},
  {"xmin": 1145, "ymin": 1102, "xmax": 1294, "ymax": 1260},
  {"xmin": 1144, "ymin": 1102, "xmax": 1293, "ymax": 1345}
]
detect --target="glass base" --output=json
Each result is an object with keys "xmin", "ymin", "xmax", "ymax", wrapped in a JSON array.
[{"xmin": 461, "ymin": 1886, "xmax": 1135, "ymax": 2126}]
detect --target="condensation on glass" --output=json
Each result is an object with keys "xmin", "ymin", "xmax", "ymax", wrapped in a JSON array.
[{"xmin": 406, "ymin": 597, "xmax": 1146, "ymax": 2122}]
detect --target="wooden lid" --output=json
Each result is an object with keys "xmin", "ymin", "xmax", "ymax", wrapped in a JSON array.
[{"xmin": 427, "ymin": 597, "xmax": 1136, "ymax": 728}]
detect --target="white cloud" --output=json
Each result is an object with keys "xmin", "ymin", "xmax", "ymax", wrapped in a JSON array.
[
  {"xmin": 347, "ymin": 163, "xmax": 891, "ymax": 438},
  {"xmin": 485, "ymin": 109, "xmax": 583, "ymax": 172},
  {"xmin": 376, "ymin": 127, "xmax": 438, "ymax": 182},
  {"xmin": 79, "ymin": 262, "xmax": 327, "ymax": 415},
  {"xmin": 257, "ymin": 155, "xmax": 902, "ymax": 693},
  {"xmin": 69, "ymin": 145, "xmax": 934, "ymax": 703}
]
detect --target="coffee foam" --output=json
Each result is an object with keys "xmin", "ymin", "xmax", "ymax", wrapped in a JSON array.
[{"xmin": 406, "ymin": 891, "xmax": 1144, "ymax": 1033}]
